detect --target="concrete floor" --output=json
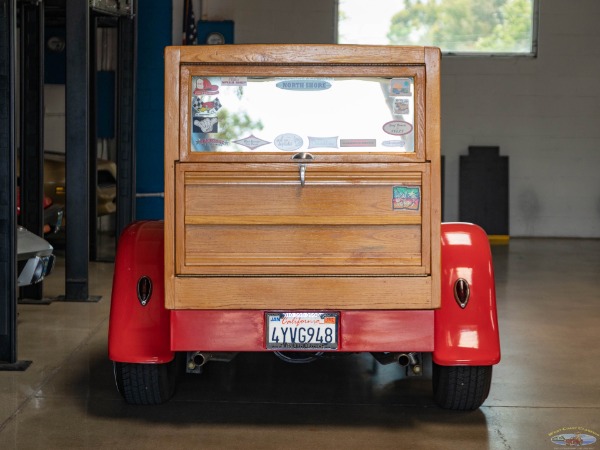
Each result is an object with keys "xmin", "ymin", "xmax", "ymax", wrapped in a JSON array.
[{"xmin": 0, "ymin": 238, "xmax": 599, "ymax": 449}]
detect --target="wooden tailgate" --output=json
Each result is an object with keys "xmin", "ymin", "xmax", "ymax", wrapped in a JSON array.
[{"xmin": 164, "ymin": 45, "xmax": 441, "ymax": 310}]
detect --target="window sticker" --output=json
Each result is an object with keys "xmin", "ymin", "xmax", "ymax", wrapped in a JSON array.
[
  {"xmin": 382, "ymin": 139, "xmax": 406, "ymax": 148},
  {"xmin": 193, "ymin": 136, "xmax": 229, "ymax": 152},
  {"xmin": 339, "ymin": 139, "xmax": 376, "ymax": 148},
  {"xmin": 233, "ymin": 134, "xmax": 271, "ymax": 150},
  {"xmin": 308, "ymin": 136, "xmax": 339, "ymax": 149},
  {"xmin": 193, "ymin": 117, "xmax": 218, "ymax": 134},
  {"xmin": 221, "ymin": 76, "xmax": 247, "ymax": 87},
  {"xmin": 276, "ymin": 79, "xmax": 332, "ymax": 91},
  {"xmin": 392, "ymin": 186, "xmax": 421, "ymax": 211},
  {"xmin": 193, "ymin": 97, "xmax": 222, "ymax": 116},
  {"xmin": 390, "ymin": 78, "xmax": 412, "ymax": 96},
  {"xmin": 193, "ymin": 77, "xmax": 220, "ymax": 95},
  {"xmin": 274, "ymin": 133, "xmax": 304, "ymax": 151},
  {"xmin": 382, "ymin": 120, "xmax": 413, "ymax": 136},
  {"xmin": 393, "ymin": 98, "xmax": 410, "ymax": 115}
]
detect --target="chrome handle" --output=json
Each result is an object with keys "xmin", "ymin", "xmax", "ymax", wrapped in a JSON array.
[
  {"xmin": 299, "ymin": 164, "xmax": 306, "ymax": 187},
  {"xmin": 292, "ymin": 152, "xmax": 314, "ymax": 161}
]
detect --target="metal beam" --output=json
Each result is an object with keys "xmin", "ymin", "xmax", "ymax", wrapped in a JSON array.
[
  {"xmin": 64, "ymin": 0, "xmax": 99, "ymax": 301},
  {"xmin": 115, "ymin": 3, "xmax": 137, "ymax": 240},
  {"xmin": 19, "ymin": 0, "xmax": 45, "ymax": 301},
  {"xmin": 0, "ymin": 0, "xmax": 30, "ymax": 370}
]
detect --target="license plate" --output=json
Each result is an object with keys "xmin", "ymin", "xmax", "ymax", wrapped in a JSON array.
[{"xmin": 266, "ymin": 312, "xmax": 339, "ymax": 350}]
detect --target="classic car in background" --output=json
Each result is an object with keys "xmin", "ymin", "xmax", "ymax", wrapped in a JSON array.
[
  {"xmin": 17, "ymin": 226, "xmax": 55, "ymax": 287},
  {"xmin": 43, "ymin": 151, "xmax": 117, "ymax": 216},
  {"xmin": 17, "ymin": 187, "xmax": 64, "ymax": 235}
]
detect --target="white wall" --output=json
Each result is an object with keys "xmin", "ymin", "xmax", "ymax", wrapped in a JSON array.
[
  {"xmin": 189, "ymin": 0, "xmax": 337, "ymax": 44},
  {"xmin": 441, "ymin": 0, "xmax": 600, "ymax": 238},
  {"xmin": 179, "ymin": 0, "xmax": 600, "ymax": 237}
]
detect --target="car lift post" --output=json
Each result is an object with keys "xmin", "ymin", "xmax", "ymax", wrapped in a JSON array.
[
  {"xmin": 63, "ymin": 0, "xmax": 100, "ymax": 302},
  {"xmin": 19, "ymin": 0, "xmax": 46, "ymax": 302},
  {"xmin": 0, "ymin": 0, "xmax": 31, "ymax": 370},
  {"xmin": 116, "ymin": 3, "xmax": 137, "ymax": 240}
]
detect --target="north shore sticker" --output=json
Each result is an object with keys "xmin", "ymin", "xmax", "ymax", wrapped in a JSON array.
[
  {"xmin": 392, "ymin": 186, "xmax": 421, "ymax": 211},
  {"xmin": 276, "ymin": 79, "xmax": 332, "ymax": 91}
]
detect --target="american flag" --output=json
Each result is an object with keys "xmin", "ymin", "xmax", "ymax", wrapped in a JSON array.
[{"xmin": 182, "ymin": 0, "xmax": 197, "ymax": 45}]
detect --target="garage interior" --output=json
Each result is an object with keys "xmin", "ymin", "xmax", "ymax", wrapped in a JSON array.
[{"xmin": 1, "ymin": 1, "xmax": 599, "ymax": 449}]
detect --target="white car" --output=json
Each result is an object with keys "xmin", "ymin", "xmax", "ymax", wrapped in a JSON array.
[{"xmin": 17, "ymin": 226, "xmax": 55, "ymax": 286}]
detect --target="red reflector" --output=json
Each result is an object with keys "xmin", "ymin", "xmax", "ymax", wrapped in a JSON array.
[{"xmin": 454, "ymin": 278, "xmax": 470, "ymax": 308}]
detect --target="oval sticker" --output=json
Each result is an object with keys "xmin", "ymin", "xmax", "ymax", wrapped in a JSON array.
[
  {"xmin": 276, "ymin": 79, "xmax": 332, "ymax": 91},
  {"xmin": 274, "ymin": 133, "xmax": 304, "ymax": 151},
  {"xmin": 382, "ymin": 120, "xmax": 413, "ymax": 136}
]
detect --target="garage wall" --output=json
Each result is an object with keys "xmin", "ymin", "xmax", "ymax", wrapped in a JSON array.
[
  {"xmin": 188, "ymin": 0, "xmax": 599, "ymax": 238},
  {"xmin": 441, "ymin": 0, "xmax": 600, "ymax": 238}
]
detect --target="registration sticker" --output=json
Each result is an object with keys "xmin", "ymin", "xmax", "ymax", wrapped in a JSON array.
[{"xmin": 266, "ymin": 312, "xmax": 339, "ymax": 350}]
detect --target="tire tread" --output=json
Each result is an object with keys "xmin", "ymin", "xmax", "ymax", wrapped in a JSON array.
[{"xmin": 433, "ymin": 364, "xmax": 492, "ymax": 410}]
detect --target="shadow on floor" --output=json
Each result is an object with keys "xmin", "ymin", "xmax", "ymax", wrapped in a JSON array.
[{"xmin": 81, "ymin": 350, "xmax": 490, "ymax": 434}]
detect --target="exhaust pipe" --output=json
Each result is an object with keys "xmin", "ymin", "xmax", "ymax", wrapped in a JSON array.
[
  {"xmin": 371, "ymin": 352, "xmax": 422, "ymax": 375},
  {"xmin": 186, "ymin": 352, "xmax": 238, "ymax": 373},
  {"xmin": 397, "ymin": 353, "xmax": 417, "ymax": 367}
]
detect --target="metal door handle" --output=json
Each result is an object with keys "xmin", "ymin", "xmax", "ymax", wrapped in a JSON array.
[
  {"xmin": 299, "ymin": 164, "xmax": 306, "ymax": 186},
  {"xmin": 292, "ymin": 152, "xmax": 314, "ymax": 161}
]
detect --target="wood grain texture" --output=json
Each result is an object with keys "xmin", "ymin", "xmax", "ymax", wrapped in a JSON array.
[
  {"xmin": 164, "ymin": 44, "xmax": 442, "ymax": 310},
  {"xmin": 178, "ymin": 44, "xmax": 426, "ymax": 65},
  {"xmin": 425, "ymin": 47, "xmax": 441, "ymax": 307},
  {"xmin": 173, "ymin": 276, "xmax": 433, "ymax": 310},
  {"xmin": 164, "ymin": 47, "xmax": 181, "ymax": 309}
]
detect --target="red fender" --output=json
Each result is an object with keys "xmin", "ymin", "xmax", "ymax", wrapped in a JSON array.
[
  {"xmin": 433, "ymin": 223, "xmax": 501, "ymax": 366},
  {"xmin": 108, "ymin": 221, "xmax": 173, "ymax": 364}
]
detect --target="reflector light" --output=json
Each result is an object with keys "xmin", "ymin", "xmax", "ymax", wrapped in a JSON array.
[
  {"xmin": 454, "ymin": 278, "xmax": 470, "ymax": 308},
  {"xmin": 137, "ymin": 276, "xmax": 152, "ymax": 306}
]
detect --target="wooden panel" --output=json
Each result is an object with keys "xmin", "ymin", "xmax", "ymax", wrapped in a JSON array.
[
  {"xmin": 173, "ymin": 276, "xmax": 433, "ymax": 310},
  {"xmin": 164, "ymin": 47, "xmax": 180, "ymax": 309},
  {"xmin": 176, "ymin": 163, "xmax": 428, "ymax": 276},
  {"xmin": 164, "ymin": 44, "xmax": 442, "ymax": 311},
  {"xmin": 179, "ymin": 44, "xmax": 426, "ymax": 65},
  {"xmin": 425, "ymin": 47, "xmax": 441, "ymax": 308},
  {"xmin": 184, "ymin": 224, "xmax": 421, "ymax": 272}
]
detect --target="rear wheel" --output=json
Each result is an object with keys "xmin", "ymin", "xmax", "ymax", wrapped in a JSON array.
[
  {"xmin": 114, "ymin": 355, "xmax": 182, "ymax": 405},
  {"xmin": 432, "ymin": 363, "xmax": 492, "ymax": 410}
]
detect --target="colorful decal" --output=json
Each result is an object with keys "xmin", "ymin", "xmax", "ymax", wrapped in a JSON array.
[
  {"xmin": 392, "ymin": 186, "xmax": 420, "ymax": 211},
  {"xmin": 193, "ymin": 117, "xmax": 218, "ymax": 134},
  {"xmin": 233, "ymin": 134, "xmax": 271, "ymax": 150},
  {"xmin": 549, "ymin": 428, "xmax": 599, "ymax": 447},
  {"xmin": 393, "ymin": 98, "xmax": 410, "ymax": 115},
  {"xmin": 192, "ymin": 97, "xmax": 222, "ymax": 115},
  {"xmin": 390, "ymin": 78, "xmax": 412, "ymax": 96},
  {"xmin": 339, "ymin": 139, "xmax": 376, "ymax": 148},
  {"xmin": 192, "ymin": 136, "xmax": 229, "ymax": 152},
  {"xmin": 307, "ymin": 136, "xmax": 338, "ymax": 149},
  {"xmin": 192, "ymin": 77, "xmax": 219, "ymax": 95},
  {"xmin": 276, "ymin": 79, "xmax": 332, "ymax": 91},
  {"xmin": 274, "ymin": 133, "xmax": 304, "ymax": 151},
  {"xmin": 221, "ymin": 76, "xmax": 247, "ymax": 86},
  {"xmin": 382, "ymin": 140, "xmax": 406, "ymax": 148},
  {"xmin": 383, "ymin": 120, "xmax": 413, "ymax": 136}
]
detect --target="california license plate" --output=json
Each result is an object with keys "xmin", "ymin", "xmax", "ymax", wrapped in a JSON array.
[{"xmin": 266, "ymin": 312, "xmax": 339, "ymax": 350}]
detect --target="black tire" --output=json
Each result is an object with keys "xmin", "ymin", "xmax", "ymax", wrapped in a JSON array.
[
  {"xmin": 113, "ymin": 355, "xmax": 182, "ymax": 405},
  {"xmin": 432, "ymin": 363, "xmax": 492, "ymax": 410}
]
